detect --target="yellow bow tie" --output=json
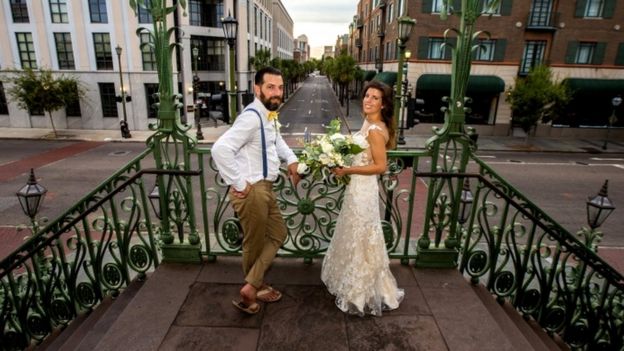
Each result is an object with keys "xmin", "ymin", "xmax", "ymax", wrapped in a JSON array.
[{"xmin": 268, "ymin": 111, "xmax": 279, "ymax": 121}]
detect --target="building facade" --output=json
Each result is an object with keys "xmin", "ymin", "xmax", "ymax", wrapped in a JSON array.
[
  {"xmin": 349, "ymin": 0, "xmax": 624, "ymax": 136},
  {"xmin": 294, "ymin": 34, "xmax": 310, "ymax": 63},
  {"xmin": 0, "ymin": 0, "xmax": 295, "ymax": 131}
]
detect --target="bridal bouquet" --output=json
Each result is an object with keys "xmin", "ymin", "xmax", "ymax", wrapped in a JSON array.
[{"xmin": 297, "ymin": 119, "xmax": 366, "ymax": 185}]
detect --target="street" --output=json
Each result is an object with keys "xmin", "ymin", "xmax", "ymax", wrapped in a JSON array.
[{"xmin": 1, "ymin": 76, "xmax": 623, "ymax": 274}]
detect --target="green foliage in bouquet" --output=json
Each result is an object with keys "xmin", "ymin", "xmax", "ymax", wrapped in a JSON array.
[{"xmin": 297, "ymin": 118, "xmax": 366, "ymax": 185}]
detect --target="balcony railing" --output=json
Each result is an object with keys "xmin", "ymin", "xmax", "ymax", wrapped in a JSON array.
[
  {"xmin": 526, "ymin": 11, "xmax": 559, "ymax": 31},
  {"xmin": 2, "ymin": 144, "xmax": 622, "ymax": 350}
]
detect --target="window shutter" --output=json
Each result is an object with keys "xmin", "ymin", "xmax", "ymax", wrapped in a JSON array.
[
  {"xmin": 418, "ymin": 36, "xmax": 429, "ymax": 59},
  {"xmin": 592, "ymin": 42, "xmax": 606, "ymax": 64},
  {"xmin": 500, "ymin": 0, "xmax": 512, "ymax": 16},
  {"xmin": 603, "ymin": 0, "xmax": 616, "ymax": 18},
  {"xmin": 493, "ymin": 39, "xmax": 507, "ymax": 61},
  {"xmin": 453, "ymin": 0, "xmax": 462, "ymax": 12},
  {"xmin": 615, "ymin": 43, "xmax": 624, "ymax": 66},
  {"xmin": 422, "ymin": 0, "xmax": 433, "ymax": 14},
  {"xmin": 565, "ymin": 41, "xmax": 579, "ymax": 63},
  {"xmin": 574, "ymin": 0, "xmax": 587, "ymax": 17}
]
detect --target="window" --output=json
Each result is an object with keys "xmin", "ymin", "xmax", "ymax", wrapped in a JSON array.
[
  {"xmin": 520, "ymin": 41, "xmax": 546, "ymax": 75},
  {"xmin": 98, "ymin": 83, "xmax": 118, "ymax": 117},
  {"xmin": 483, "ymin": 1, "xmax": 501, "ymax": 15},
  {"xmin": 397, "ymin": 0, "xmax": 404, "ymax": 17},
  {"xmin": 93, "ymin": 33, "xmax": 113, "ymax": 70},
  {"xmin": 145, "ymin": 83, "xmax": 159, "ymax": 118},
  {"xmin": 0, "ymin": 83, "xmax": 8, "ymax": 115},
  {"xmin": 191, "ymin": 36, "xmax": 225, "ymax": 71},
  {"xmin": 474, "ymin": 39, "xmax": 495, "ymax": 61},
  {"xmin": 428, "ymin": 38, "xmax": 446, "ymax": 60},
  {"xmin": 528, "ymin": 0, "xmax": 553, "ymax": 27},
  {"xmin": 54, "ymin": 33, "xmax": 75, "ymax": 69},
  {"xmin": 140, "ymin": 33, "xmax": 156, "ymax": 71},
  {"xmin": 16, "ymin": 33, "xmax": 37, "ymax": 69},
  {"xmin": 10, "ymin": 0, "xmax": 29, "ymax": 23},
  {"xmin": 432, "ymin": 0, "xmax": 445, "ymax": 13},
  {"xmin": 566, "ymin": 41, "xmax": 605, "ymax": 65},
  {"xmin": 49, "ymin": 0, "xmax": 68, "ymax": 23},
  {"xmin": 65, "ymin": 82, "xmax": 81, "ymax": 117},
  {"xmin": 138, "ymin": 0, "xmax": 152, "ymax": 23},
  {"xmin": 576, "ymin": 43, "xmax": 595, "ymax": 64},
  {"xmin": 616, "ymin": 43, "xmax": 624, "ymax": 66},
  {"xmin": 585, "ymin": 0, "xmax": 604, "ymax": 17},
  {"xmin": 387, "ymin": 3, "xmax": 394, "ymax": 23},
  {"xmin": 89, "ymin": 0, "xmax": 108, "ymax": 23}
]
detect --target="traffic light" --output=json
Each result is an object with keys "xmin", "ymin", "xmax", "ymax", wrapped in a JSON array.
[{"xmin": 406, "ymin": 98, "xmax": 424, "ymax": 128}]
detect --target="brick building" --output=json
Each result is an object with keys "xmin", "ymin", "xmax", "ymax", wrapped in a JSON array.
[{"xmin": 349, "ymin": 0, "xmax": 624, "ymax": 136}]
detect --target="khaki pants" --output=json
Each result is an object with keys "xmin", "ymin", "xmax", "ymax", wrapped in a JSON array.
[{"xmin": 229, "ymin": 180, "xmax": 287, "ymax": 289}]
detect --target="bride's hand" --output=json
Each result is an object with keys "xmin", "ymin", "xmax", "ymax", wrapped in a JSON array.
[{"xmin": 332, "ymin": 167, "xmax": 348, "ymax": 177}]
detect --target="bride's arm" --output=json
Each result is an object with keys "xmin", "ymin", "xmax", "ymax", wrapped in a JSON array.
[{"xmin": 334, "ymin": 130, "xmax": 387, "ymax": 176}]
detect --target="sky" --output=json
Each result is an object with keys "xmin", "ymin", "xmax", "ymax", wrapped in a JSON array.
[{"xmin": 281, "ymin": 0, "xmax": 358, "ymax": 59}]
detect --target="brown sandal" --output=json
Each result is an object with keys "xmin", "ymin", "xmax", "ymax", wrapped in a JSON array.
[
  {"xmin": 232, "ymin": 300, "xmax": 261, "ymax": 314},
  {"xmin": 256, "ymin": 286, "xmax": 282, "ymax": 303}
]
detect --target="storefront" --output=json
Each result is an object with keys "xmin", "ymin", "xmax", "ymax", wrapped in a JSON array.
[{"xmin": 415, "ymin": 74, "xmax": 505, "ymax": 125}]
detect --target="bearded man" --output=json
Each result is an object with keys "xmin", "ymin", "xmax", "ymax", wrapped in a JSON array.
[{"xmin": 211, "ymin": 66, "xmax": 300, "ymax": 314}]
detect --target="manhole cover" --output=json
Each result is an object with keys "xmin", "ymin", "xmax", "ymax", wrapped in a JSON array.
[{"xmin": 109, "ymin": 151, "xmax": 131, "ymax": 156}]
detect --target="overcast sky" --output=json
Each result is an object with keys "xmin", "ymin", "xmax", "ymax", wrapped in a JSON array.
[{"xmin": 281, "ymin": 0, "xmax": 358, "ymax": 58}]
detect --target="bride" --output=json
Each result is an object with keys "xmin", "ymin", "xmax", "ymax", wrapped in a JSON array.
[{"xmin": 321, "ymin": 80, "xmax": 404, "ymax": 316}]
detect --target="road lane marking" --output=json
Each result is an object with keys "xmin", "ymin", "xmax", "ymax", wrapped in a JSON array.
[
  {"xmin": 308, "ymin": 110, "xmax": 312, "ymax": 115},
  {"xmin": 590, "ymin": 157, "xmax": 624, "ymax": 161}
]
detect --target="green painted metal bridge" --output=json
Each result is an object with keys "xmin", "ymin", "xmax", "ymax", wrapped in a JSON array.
[{"xmin": 1, "ymin": 1, "xmax": 622, "ymax": 350}]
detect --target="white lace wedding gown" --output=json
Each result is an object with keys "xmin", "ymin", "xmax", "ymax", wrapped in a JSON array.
[{"xmin": 321, "ymin": 121, "xmax": 405, "ymax": 316}]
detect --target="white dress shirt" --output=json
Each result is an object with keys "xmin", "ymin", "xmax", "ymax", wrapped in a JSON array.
[{"xmin": 211, "ymin": 98, "xmax": 298, "ymax": 192}]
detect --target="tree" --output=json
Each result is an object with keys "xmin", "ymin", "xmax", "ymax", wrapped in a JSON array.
[
  {"xmin": 505, "ymin": 65, "xmax": 570, "ymax": 141},
  {"xmin": 4, "ymin": 68, "xmax": 85, "ymax": 138},
  {"xmin": 249, "ymin": 48, "xmax": 272, "ymax": 71}
]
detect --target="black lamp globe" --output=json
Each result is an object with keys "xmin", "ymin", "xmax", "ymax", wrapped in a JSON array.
[
  {"xmin": 221, "ymin": 11, "xmax": 238, "ymax": 46},
  {"xmin": 586, "ymin": 180, "xmax": 615, "ymax": 230},
  {"xmin": 16, "ymin": 168, "xmax": 47, "ymax": 220}
]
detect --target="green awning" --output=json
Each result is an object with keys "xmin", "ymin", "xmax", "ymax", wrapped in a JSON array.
[
  {"xmin": 372, "ymin": 71, "xmax": 397, "ymax": 87},
  {"xmin": 416, "ymin": 74, "xmax": 505, "ymax": 94},
  {"xmin": 363, "ymin": 70, "xmax": 377, "ymax": 81},
  {"xmin": 563, "ymin": 78, "xmax": 624, "ymax": 95}
]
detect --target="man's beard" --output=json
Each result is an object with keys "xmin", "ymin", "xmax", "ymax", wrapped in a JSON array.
[{"xmin": 260, "ymin": 91, "xmax": 282, "ymax": 111}]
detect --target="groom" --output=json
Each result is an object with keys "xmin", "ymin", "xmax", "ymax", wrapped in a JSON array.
[{"xmin": 212, "ymin": 66, "xmax": 300, "ymax": 314}]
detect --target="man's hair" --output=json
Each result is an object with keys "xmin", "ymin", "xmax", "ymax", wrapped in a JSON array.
[{"xmin": 254, "ymin": 66, "xmax": 282, "ymax": 85}]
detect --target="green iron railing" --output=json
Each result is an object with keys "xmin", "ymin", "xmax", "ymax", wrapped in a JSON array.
[{"xmin": 190, "ymin": 148, "xmax": 431, "ymax": 263}]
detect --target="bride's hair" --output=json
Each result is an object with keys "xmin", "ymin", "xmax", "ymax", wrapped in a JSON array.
[{"xmin": 362, "ymin": 80, "xmax": 395, "ymax": 149}]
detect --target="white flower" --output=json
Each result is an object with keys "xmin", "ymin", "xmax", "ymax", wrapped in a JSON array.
[
  {"xmin": 352, "ymin": 133, "xmax": 368, "ymax": 148},
  {"xmin": 319, "ymin": 153, "xmax": 331, "ymax": 165},
  {"xmin": 329, "ymin": 133, "xmax": 346, "ymax": 142},
  {"xmin": 320, "ymin": 140, "xmax": 334, "ymax": 154},
  {"xmin": 297, "ymin": 163, "xmax": 309, "ymax": 174}
]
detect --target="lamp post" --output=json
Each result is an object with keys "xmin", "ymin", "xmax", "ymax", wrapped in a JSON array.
[
  {"xmin": 221, "ymin": 11, "xmax": 238, "ymax": 123},
  {"xmin": 393, "ymin": 16, "xmax": 416, "ymax": 148},
  {"xmin": 192, "ymin": 46, "xmax": 203, "ymax": 140},
  {"xmin": 397, "ymin": 49, "xmax": 412, "ymax": 145},
  {"xmin": 115, "ymin": 45, "xmax": 132, "ymax": 139},
  {"xmin": 602, "ymin": 96, "xmax": 621, "ymax": 150},
  {"xmin": 16, "ymin": 168, "xmax": 47, "ymax": 231},
  {"xmin": 580, "ymin": 180, "xmax": 616, "ymax": 251}
]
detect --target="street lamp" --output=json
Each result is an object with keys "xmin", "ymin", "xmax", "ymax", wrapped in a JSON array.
[
  {"xmin": 397, "ymin": 49, "xmax": 412, "ymax": 145},
  {"xmin": 221, "ymin": 11, "xmax": 238, "ymax": 123},
  {"xmin": 192, "ymin": 46, "xmax": 203, "ymax": 140},
  {"xmin": 115, "ymin": 45, "xmax": 132, "ymax": 139},
  {"xmin": 16, "ymin": 169, "xmax": 47, "ymax": 231},
  {"xmin": 393, "ymin": 16, "xmax": 416, "ymax": 148},
  {"xmin": 602, "ymin": 96, "xmax": 621, "ymax": 150},
  {"xmin": 586, "ymin": 180, "xmax": 615, "ymax": 230}
]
